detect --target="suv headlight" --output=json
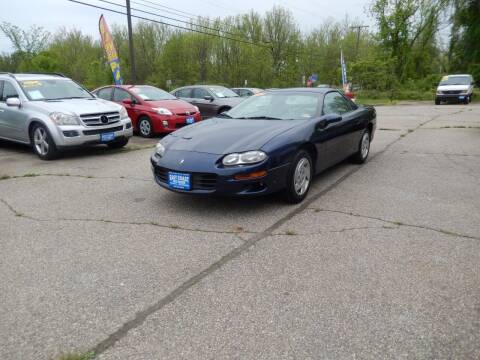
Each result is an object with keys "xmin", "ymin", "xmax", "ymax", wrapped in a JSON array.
[
  {"xmin": 154, "ymin": 107, "xmax": 173, "ymax": 116},
  {"xmin": 222, "ymin": 151, "xmax": 267, "ymax": 166},
  {"xmin": 155, "ymin": 142, "xmax": 165, "ymax": 157},
  {"xmin": 119, "ymin": 106, "xmax": 129, "ymax": 119},
  {"xmin": 49, "ymin": 112, "xmax": 80, "ymax": 126}
]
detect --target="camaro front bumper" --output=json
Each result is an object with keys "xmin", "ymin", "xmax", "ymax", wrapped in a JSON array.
[{"xmin": 150, "ymin": 150, "xmax": 290, "ymax": 197}]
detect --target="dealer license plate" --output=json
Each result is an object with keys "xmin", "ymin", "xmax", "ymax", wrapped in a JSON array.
[
  {"xmin": 186, "ymin": 117, "xmax": 195, "ymax": 124},
  {"xmin": 168, "ymin": 171, "xmax": 191, "ymax": 190},
  {"xmin": 100, "ymin": 132, "xmax": 115, "ymax": 142}
]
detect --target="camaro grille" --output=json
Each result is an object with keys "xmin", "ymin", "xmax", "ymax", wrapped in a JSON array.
[
  {"xmin": 80, "ymin": 112, "xmax": 121, "ymax": 127},
  {"xmin": 154, "ymin": 167, "xmax": 218, "ymax": 191}
]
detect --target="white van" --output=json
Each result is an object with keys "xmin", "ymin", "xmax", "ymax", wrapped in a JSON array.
[{"xmin": 435, "ymin": 74, "xmax": 474, "ymax": 105}]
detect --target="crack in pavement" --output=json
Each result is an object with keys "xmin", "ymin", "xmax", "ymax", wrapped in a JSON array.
[
  {"xmin": 0, "ymin": 173, "xmax": 151, "ymax": 183},
  {"xmin": 275, "ymin": 224, "xmax": 397, "ymax": 236},
  {"xmin": 0, "ymin": 198, "xmax": 254, "ymax": 237},
  {"xmin": 399, "ymin": 151, "xmax": 480, "ymax": 158},
  {"xmin": 307, "ymin": 208, "xmax": 480, "ymax": 242}
]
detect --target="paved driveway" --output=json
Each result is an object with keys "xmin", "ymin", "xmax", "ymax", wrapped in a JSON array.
[{"xmin": 1, "ymin": 103, "xmax": 479, "ymax": 359}]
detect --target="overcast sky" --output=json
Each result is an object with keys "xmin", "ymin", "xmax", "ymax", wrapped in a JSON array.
[{"xmin": 0, "ymin": 0, "xmax": 373, "ymax": 53}]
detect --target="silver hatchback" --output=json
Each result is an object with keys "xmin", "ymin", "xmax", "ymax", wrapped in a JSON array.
[{"xmin": 0, "ymin": 73, "xmax": 133, "ymax": 160}]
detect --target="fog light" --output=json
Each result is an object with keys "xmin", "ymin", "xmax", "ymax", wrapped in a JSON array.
[
  {"xmin": 162, "ymin": 120, "xmax": 169, "ymax": 127},
  {"xmin": 234, "ymin": 170, "xmax": 267, "ymax": 180},
  {"xmin": 62, "ymin": 130, "xmax": 79, "ymax": 137},
  {"xmin": 125, "ymin": 122, "xmax": 132, "ymax": 129}
]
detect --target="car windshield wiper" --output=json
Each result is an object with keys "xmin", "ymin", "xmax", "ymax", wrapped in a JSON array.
[
  {"xmin": 47, "ymin": 96, "xmax": 91, "ymax": 100},
  {"xmin": 237, "ymin": 116, "xmax": 283, "ymax": 120}
]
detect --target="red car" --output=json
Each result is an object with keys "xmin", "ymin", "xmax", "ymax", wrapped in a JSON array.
[{"xmin": 93, "ymin": 85, "xmax": 201, "ymax": 137}]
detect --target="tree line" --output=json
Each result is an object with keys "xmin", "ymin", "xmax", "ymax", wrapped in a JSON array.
[{"xmin": 0, "ymin": 1, "xmax": 478, "ymax": 99}]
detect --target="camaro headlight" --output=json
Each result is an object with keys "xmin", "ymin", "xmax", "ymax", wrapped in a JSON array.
[
  {"xmin": 155, "ymin": 142, "xmax": 165, "ymax": 157},
  {"xmin": 49, "ymin": 112, "xmax": 80, "ymax": 126},
  {"xmin": 119, "ymin": 106, "xmax": 129, "ymax": 119},
  {"xmin": 154, "ymin": 107, "xmax": 173, "ymax": 116},
  {"xmin": 222, "ymin": 151, "xmax": 267, "ymax": 166}
]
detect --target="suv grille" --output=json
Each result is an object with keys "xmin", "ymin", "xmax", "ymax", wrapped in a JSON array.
[
  {"xmin": 154, "ymin": 167, "xmax": 218, "ymax": 191},
  {"xmin": 80, "ymin": 112, "xmax": 120, "ymax": 126},
  {"xmin": 442, "ymin": 90, "xmax": 462, "ymax": 95}
]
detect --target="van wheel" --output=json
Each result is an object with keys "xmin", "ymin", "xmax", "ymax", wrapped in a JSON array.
[
  {"xmin": 283, "ymin": 150, "xmax": 313, "ymax": 204},
  {"xmin": 31, "ymin": 124, "xmax": 59, "ymax": 160}
]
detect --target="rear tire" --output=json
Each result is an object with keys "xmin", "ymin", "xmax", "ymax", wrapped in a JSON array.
[
  {"xmin": 283, "ymin": 150, "xmax": 313, "ymax": 204},
  {"xmin": 30, "ymin": 123, "xmax": 59, "ymax": 160},
  {"xmin": 138, "ymin": 116, "xmax": 154, "ymax": 137},
  {"xmin": 107, "ymin": 138, "xmax": 129, "ymax": 149},
  {"xmin": 351, "ymin": 130, "xmax": 370, "ymax": 164}
]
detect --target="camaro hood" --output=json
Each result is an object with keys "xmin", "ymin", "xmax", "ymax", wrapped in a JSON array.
[
  {"xmin": 165, "ymin": 118, "xmax": 300, "ymax": 155},
  {"xmin": 29, "ymin": 98, "xmax": 122, "ymax": 115},
  {"xmin": 437, "ymin": 85, "xmax": 470, "ymax": 91}
]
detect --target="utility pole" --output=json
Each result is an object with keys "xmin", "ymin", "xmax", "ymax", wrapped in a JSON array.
[
  {"xmin": 126, "ymin": 0, "xmax": 136, "ymax": 84},
  {"xmin": 350, "ymin": 25, "xmax": 369, "ymax": 59}
]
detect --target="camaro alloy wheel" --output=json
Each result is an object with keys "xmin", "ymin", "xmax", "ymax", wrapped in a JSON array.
[
  {"xmin": 139, "ymin": 117, "xmax": 153, "ymax": 137},
  {"xmin": 294, "ymin": 157, "xmax": 311, "ymax": 196},
  {"xmin": 32, "ymin": 124, "xmax": 58, "ymax": 160},
  {"xmin": 284, "ymin": 150, "xmax": 313, "ymax": 204},
  {"xmin": 352, "ymin": 130, "xmax": 370, "ymax": 164}
]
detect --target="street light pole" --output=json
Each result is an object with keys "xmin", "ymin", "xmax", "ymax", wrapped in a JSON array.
[{"xmin": 126, "ymin": 0, "xmax": 136, "ymax": 84}]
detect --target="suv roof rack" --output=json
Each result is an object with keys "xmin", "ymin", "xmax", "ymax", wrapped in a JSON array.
[
  {"xmin": 17, "ymin": 72, "xmax": 66, "ymax": 77},
  {"xmin": 0, "ymin": 72, "xmax": 16, "ymax": 78}
]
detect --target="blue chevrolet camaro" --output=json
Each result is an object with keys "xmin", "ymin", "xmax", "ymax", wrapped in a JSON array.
[{"xmin": 151, "ymin": 88, "xmax": 376, "ymax": 203}]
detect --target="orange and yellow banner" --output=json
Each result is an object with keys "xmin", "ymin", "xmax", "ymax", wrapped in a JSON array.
[{"xmin": 99, "ymin": 15, "xmax": 123, "ymax": 85}]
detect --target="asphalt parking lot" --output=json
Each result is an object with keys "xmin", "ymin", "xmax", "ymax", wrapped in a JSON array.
[{"xmin": 1, "ymin": 103, "xmax": 479, "ymax": 359}]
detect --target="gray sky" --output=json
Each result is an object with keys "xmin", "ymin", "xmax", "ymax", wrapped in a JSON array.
[{"xmin": 0, "ymin": 0, "xmax": 373, "ymax": 53}]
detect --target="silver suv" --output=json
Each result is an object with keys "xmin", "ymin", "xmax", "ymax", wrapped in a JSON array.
[{"xmin": 0, "ymin": 73, "xmax": 133, "ymax": 159}]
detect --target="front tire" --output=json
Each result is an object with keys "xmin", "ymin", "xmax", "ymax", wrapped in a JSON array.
[
  {"xmin": 283, "ymin": 150, "xmax": 313, "ymax": 204},
  {"xmin": 138, "ymin": 116, "xmax": 154, "ymax": 137},
  {"xmin": 351, "ymin": 130, "xmax": 370, "ymax": 164},
  {"xmin": 435, "ymin": 98, "xmax": 440, "ymax": 105},
  {"xmin": 107, "ymin": 138, "xmax": 129, "ymax": 149},
  {"xmin": 31, "ymin": 123, "xmax": 59, "ymax": 160}
]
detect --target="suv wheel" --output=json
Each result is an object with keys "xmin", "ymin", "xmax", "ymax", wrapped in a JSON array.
[
  {"xmin": 138, "ymin": 117, "xmax": 153, "ymax": 137},
  {"xmin": 31, "ymin": 124, "xmax": 59, "ymax": 160},
  {"xmin": 283, "ymin": 150, "xmax": 313, "ymax": 204}
]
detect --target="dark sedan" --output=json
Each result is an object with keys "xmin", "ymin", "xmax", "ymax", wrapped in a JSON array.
[
  {"xmin": 151, "ymin": 88, "xmax": 376, "ymax": 203},
  {"xmin": 171, "ymin": 85, "xmax": 244, "ymax": 118}
]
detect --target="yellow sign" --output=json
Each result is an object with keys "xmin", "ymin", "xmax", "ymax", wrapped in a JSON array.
[{"xmin": 99, "ymin": 15, "xmax": 123, "ymax": 85}]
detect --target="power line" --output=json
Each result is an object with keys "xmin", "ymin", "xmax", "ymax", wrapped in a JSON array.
[
  {"xmin": 133, "ymin": 0, "xmax": 199, "ymax": 19},
  {"xmin": 95, "ymin": 0, "xmax": 250, "ymax": 41},
  {"xmin": 66, "ymin": 0, "xmax": 271, "ymax": 49}
]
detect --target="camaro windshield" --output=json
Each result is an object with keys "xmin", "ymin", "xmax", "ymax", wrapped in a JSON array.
[
  {"xmin": 208, "ymin": 86, "xmax": 239, "ymax": 98},
  {"xmin": 130, "ymin": 86, "xmax": 176, "ymax": 101},
  {"xmin": 439, "ymin": 76, "xmax": 471, "ymax": 86},
  {"xmin": 226, "ymin": 93, "xmax": 320, "ymax": 120},
  {"xmin": 19, "ymin": 79, "xmax": 93, "ymax": 101}
]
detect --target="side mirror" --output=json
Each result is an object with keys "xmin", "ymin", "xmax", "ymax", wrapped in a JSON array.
[
  {"xmin": 204, "ymin": 95, "xmax": 214, "ymax": 101},
  {"xmin": 315, "ymin": 114, "xmax": 342, "ymax": 130},
  {"xmin": 122, "ymin": 98, "xmax": 133, "ymax": 105},
  {"xmin": 6, "ymin": 97, "xmax": 21, "ymax": 107}
]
